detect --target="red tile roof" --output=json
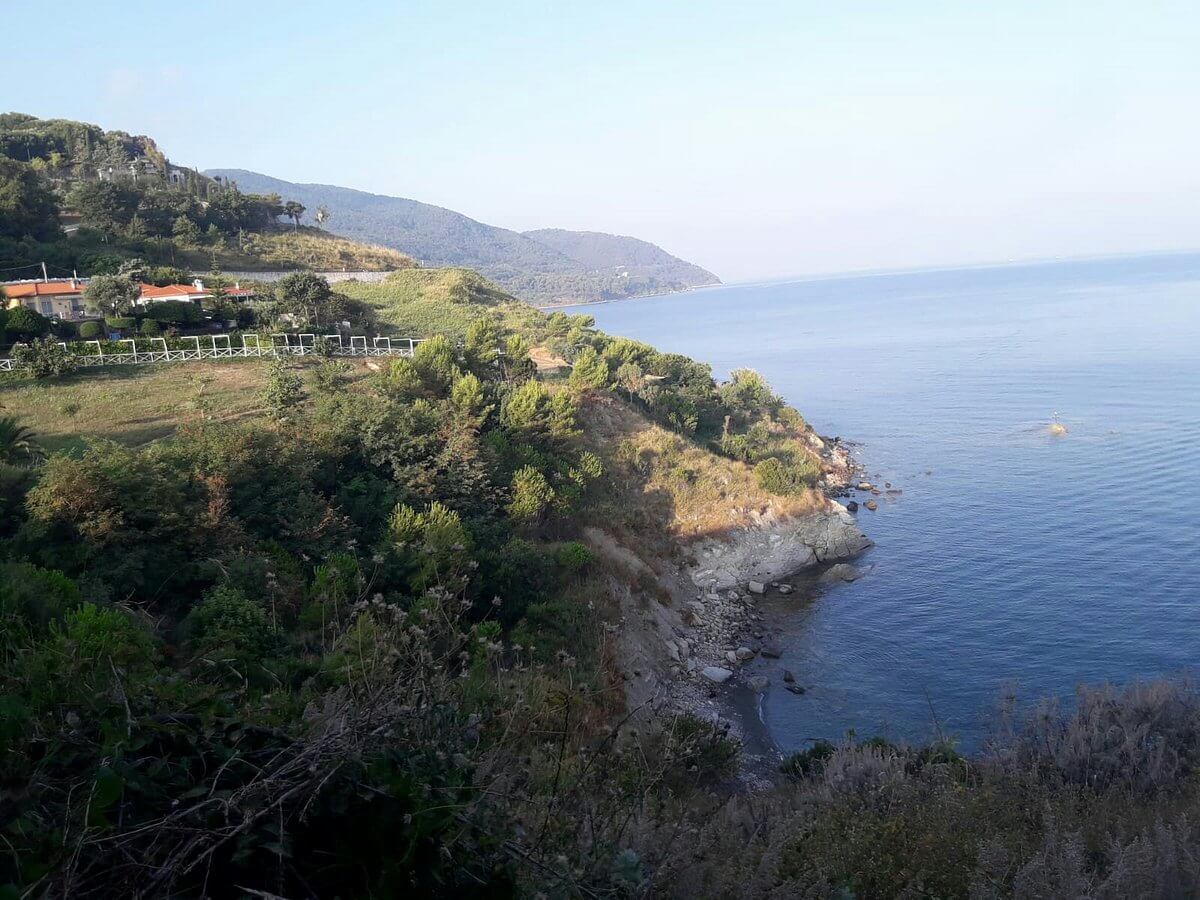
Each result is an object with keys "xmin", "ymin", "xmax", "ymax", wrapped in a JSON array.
[
  {"xmin": 139, "ymin": 283, "xmax": 209, "ymax": 300},
  {"xmin": 2, "ymin": 280, "xmax": 84, "ymax": 298}
]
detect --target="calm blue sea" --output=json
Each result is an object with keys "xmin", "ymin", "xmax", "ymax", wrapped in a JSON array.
[{"xmin": 576, "ymin": 252, "xmax": 1200, "ymax": 750}]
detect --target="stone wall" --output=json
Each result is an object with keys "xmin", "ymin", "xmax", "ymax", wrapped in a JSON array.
[{"xmin": 200, "ymin": 271, "xmax": 394, "ymax": 284}]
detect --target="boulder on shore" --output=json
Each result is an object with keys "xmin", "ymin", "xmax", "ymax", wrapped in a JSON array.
[{"xmin": 702, "ymin": 666, "xmax": 733, "ymax": 684}]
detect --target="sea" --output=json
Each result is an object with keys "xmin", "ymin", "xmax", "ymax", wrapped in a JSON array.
[{"xmin": 575, "ymin": 251, "xmax": 1200, "ymax": 751}]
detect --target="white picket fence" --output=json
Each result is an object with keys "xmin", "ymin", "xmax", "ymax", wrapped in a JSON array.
[{"xmin": 0, "ymin": 334, "xmax": 422, "ymax": 372}]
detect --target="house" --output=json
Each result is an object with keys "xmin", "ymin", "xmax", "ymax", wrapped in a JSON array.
[
  {"xmin": 3, "ymin": 279, "xmax": 88, "ymax": 320},
  {"xmin": 223, "ymin": 283, "xmax": 255, "ymax": 301},
  {"xmin": 136, "ymin": 280, "xmax": 211, "ymax": 306}
]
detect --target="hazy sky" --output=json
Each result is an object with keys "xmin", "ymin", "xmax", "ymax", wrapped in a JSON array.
[{"xmin": 7, "ymin": 1, "xmax": 1200, "ymax": 281}]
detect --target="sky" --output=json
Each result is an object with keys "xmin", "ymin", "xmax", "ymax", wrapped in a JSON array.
[{"xmin": 6, "ymin": 0, "xmax": 1200, "ymax": 281}]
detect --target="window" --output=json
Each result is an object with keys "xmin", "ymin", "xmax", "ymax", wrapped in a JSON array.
[{"xmin": 39, "ymin": 300, "xmax": 53, "ymax": 315}]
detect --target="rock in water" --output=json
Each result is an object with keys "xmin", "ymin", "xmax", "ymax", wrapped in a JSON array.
[
  {"xmin": 760, "ymin": 641, "xmax": 783, "ymax": 658},
  {"xmin": 846, "ymin": 500, "xmax": 859, "ymax": 512},
  {"xmin": 702, "ymin": 666, "xmax": 733, "ymax": 684},
  {"xmin": 747, "ymin": 676, "xmax": 770, "ymax": 693},
  {"xmin": 1049, "ymin": 422, "xmax": 1068, "ymax": 436},
  {"xmin": 821, "ymin": 562, "xmax": 863, "ymax": 583},
  {"xmin": 864, "ymin": 500, "xmax": 878, "ymax": 511},
  {"xmin": 735, "ymin": 646, "xmax": 756, "ymax": 661},
  {"xmin": 782, "ymin": 669, "xmax": 796, "ymax": 683},
  {"xmin": 748, "ymin": 580, "xmax": 766, "ymax": 594}
]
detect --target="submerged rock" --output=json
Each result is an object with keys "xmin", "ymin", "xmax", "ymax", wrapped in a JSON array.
[
  {"xmin": 782, "ymin": 669, "xmax": 796, "ymax": 683},
  {"xmin": 760, "ymin": 641, "xmax": 783, "ymax": 658},
  {"xmin": 864, "ymin": 500, "xmax": 878, "ymax": 511},
  {"xmin": 821, "ymin": 562, "xmax": 863, "ymax": 583},
  {"xmin": 747, "ymin": 676, "xmax": 770, "ymax": 693}
]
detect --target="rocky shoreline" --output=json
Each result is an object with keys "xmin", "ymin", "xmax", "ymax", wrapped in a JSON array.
[{"xmin": 598, "ymin": 434, "xmax": 875, "ymax": 781}]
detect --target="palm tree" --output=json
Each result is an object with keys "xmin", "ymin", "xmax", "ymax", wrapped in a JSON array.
[{"xmin": 0, "ymin": 416, "xmax": 45, "ymax": 465}]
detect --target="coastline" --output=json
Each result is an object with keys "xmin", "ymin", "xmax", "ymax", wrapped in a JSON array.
[
  {"xmin": 598, "ymin": 432, "xmax": 873, "ymax": 785},
  {"xmin": 534, "ymin": 279, "xmax": 724, "ymax": 312}
]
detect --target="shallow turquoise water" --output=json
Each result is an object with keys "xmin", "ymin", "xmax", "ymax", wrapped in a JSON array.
[{"xmin": 576, "ymin": 253, "xmax": 1200, "ymax": 749}]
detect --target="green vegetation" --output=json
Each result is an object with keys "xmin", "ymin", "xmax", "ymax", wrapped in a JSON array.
[
  {"xmin": 207, "ymin": 168, "xmax": 718, "ymax": 304},
  {"xmin": 0, "ymin": 115, "xmax": 413, "ymax": 276},
  {"xmin": 2, "ymin": 267, "xmax": 1200, "ymax": 896}
]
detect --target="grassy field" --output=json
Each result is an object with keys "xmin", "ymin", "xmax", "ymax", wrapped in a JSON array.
[
  {"xmin": 339, "ymin": 268, "xmax": 544, "ymax": 338},
  {"xmin": 0, "ymin": 362, "xmax": 274, "ymax": 453},
  {"xmin": 170, "ymin": 227, "xmax": 415, "ymax": 273}
]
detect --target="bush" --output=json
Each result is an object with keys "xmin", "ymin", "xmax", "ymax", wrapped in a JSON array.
[
  {"xmin": 754, "ymin": 455, "xmax": 820, "ymax": 495},
  {"xmin": 78, "ymin": 320, "xmax": 104, "ymax": 339},
  {"xmin": 146, "ymin": 299, "xmax": 202, "ymax": 326},
  {"xmin": 182, "ymin": 584, "xmax": 274, "ymax": 657},
  {"xmin": 781, "ymin": 740, "xmax": 837, "ymax": 780},
  {"xmin": 104, "ymin": 316, "xmax": 136, "ymax": 331},
  {"xmin": 0, "ymin": 562, "xmax": 81, "ymax": 632},
  {"xmin": 554, "ymin": 541, "xmax": 593, "ymax": 573},
  {"xmin": 263, "ymin": 359, "xmax": 306, "ymax": 419},
  {"xmin": 11, "ymin": 337, "xmax": 78, "ymax": 378},
  {"xmin": 139, "ymin": 319, "xmax": 162, "ymax": 336},
  {"xmin": 312, "ymin": 360, "xmax": 352, "ymax": 393},
  {"xmin": 507, "ymin": 466, "xmax": 555, "ymax": 524},
  {"xmin": 5, "ymin": 305, "xmax": 51, "ymax": 340}
]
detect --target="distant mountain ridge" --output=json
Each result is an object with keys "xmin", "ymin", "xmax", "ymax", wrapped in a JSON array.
[{"xmin": 205, "ymin": 169, "xmax": 719, "ymax": 304}]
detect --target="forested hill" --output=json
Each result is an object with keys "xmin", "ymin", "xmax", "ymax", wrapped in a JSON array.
[
  {"xmin": 523, "ymin": 228, "xmax": 719, "ymax": 288},
  {"xmin": 206, "ymin": 168, "xmax": 720, "ymax": 305}
]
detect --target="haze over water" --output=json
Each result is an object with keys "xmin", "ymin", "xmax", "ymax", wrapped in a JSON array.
[{"xmin": 578, "ymin": 252, "xmax": 1200, "ymax": 750}]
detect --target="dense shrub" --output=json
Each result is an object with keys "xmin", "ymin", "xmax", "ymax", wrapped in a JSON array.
[
  {"xmin": 77, "ymin": 320, "xmax": 103, "ymax": 339},
  {"xmin": 754, "ymin": 455, "xmax": 820, "ymax": 494},
  {"xmin": 138, "ymin": 318, "xmax": 162, "ymax": 336},
  {"xmin": 11, "ymin": 337, "xmax": 77, "ymax": 377},
  {"xmin": 145, "ymin": 299, "xmax": 202, "ymax": 325},
  {"xmin": 4, "ymin": 305, "xmax": 51, "ymax": 340},
  {"xmin": 103, "ymin": 316, "xmax": 136, "ymax": 330},
  {"xmin": 263, "ymin": 359, "xmax": 306, "ymax": 419}
]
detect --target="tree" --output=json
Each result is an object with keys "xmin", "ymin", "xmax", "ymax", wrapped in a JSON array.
[
  {"xmin": 83, "ymin": 275, "xmax": 140, "ymax": 318},
  {"xmin": 507, "ymin": 466, "xmax": 555, "ymax": 524},
  {"xmin": 5, "ymin": 306, "xmax": 51, "ymax": 340},
  {"xmin": 615, "ymin": 361, "xmax": 646, "ymax": 401},
  {"xmin": 0, "ymin": 158, "xmax": 61, "ymax": 242},
  {"xmin": 273, "ymin": 272, "xmax": 338, "ymax": 327},
  {"xmin": 171, "ymin": 215, "xmax": 201, "ymax": 245},
  {"xmin": 568, "ymin": 345, "xmax": 610, "ymax": 391},
  {"xmin": 69, "ymin": 180, "xmax": 141, "ymax": 235},
  {"xmin": 282, "ymin": 201, "xmax": 306, "ymax": 230},
  {"xmin": 314, "ymin": 205, "xmax": 330, "ymax": 228}
]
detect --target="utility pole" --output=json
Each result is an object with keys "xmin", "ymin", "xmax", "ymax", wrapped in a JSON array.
[{"xmin": 41, "ymin": 262, "xmax": 49, "ymax": 283}]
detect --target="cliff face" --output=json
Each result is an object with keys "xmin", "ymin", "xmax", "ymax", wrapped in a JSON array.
[{"xmin": 571, "ymin": 393, "xmax": 870, "ymax": 725}]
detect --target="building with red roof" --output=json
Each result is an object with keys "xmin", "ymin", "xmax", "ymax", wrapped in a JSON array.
[{"xmin": 3, "ymin": 279, "xmax": 87, "ymax": 319}]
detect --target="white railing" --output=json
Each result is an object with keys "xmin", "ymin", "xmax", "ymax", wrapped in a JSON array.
[{"xmin": 0, "ymin": 335, "xmax": 423, "ymax": 372}]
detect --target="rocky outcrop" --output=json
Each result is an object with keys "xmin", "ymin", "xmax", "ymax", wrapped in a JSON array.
[{"xmin": 686, "ymin": 501, "xmax": 872, "ymax": 592}]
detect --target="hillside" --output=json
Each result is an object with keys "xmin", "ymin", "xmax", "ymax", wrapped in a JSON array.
[
  {"xmin": 0, "ymin": 114, "xmax": 413, "ymax": 276},
  {"xmin": 524, "ymin": 227, "xmax": 718, "ymax": 287},
  {"xmin": 206, "ymin": 168, "xmax": 719, "ymax": 304}
]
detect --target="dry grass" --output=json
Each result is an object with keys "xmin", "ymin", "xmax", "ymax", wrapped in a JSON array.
[
  {"xmin": 1, "ymin": 358, "xmax": 386, "ymax": 454},
  {"xmin": 578, "ymin": 393, "xmax": 822, "ymax": 542},
  {"xmin": 0, "ymin": 362, "xmax": 275, "ymax": 452}
]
